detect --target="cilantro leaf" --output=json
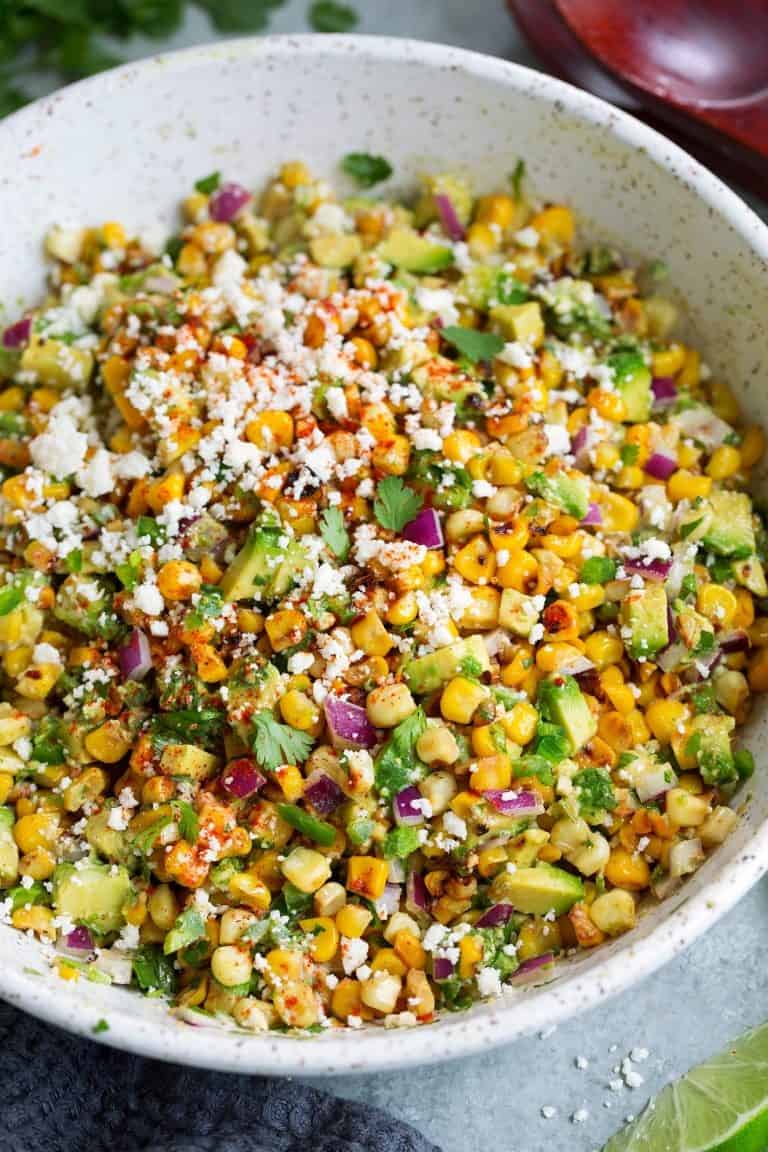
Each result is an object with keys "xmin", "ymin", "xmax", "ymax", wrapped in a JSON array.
[
  {"xmin": 374, "ymin": 707, "xmax": 427, "ymax": 798},
  {"xmin": 510, "ymin": 158, "xmax": 526, "ymax": 200},
  {"xmin": 319, "ymin": 506, "xmax": 350, "ymax": 561},
  {"xmin": 573, "ymin": 767, "xmax": 617, "ymax": 820},
  {"xmin": 195, "ymin": 171, "xmax": 221, "ymax": 195},
  {"xmin": 175, "ymin": 801, "xmax": 199, "ymax": 843},
  {"xmin": 252, "ymin": 710, "xmax": 314, "ymax": 771},
  {"xmin": 341, "ymin": 151, "xmax": 392, "ymax": 188},
  {"xmin": 92, "ymin": 1018, "xmax": 109, "ymax": 1034},
  {"xmin": 373, "ymin": 476, "xmax": 423, "ymax": 534},
  {"xmin": 198, "ymin": 0, "xmax": 283, "ymax": 32},
  {"xmin": 442, "ymin": 326, "xmax": 504, "ymax": 365},
  {"xmin": 383, "ymin": 825, "xmax": 421, "ymax": 859},
  {"xmin": 163, "ymin": 906, "xmax": 207, "ymax": 955},
  {"xmin": 150, "ymin": 709, "xmax": 225, "ymax": 752},
  {"xmin": 132, "ymin": 945, "xmax": 177, "ymax": 996},
  {"xmin": 310, "ymin": 1, "xmax": 358, "ymax": 31}
]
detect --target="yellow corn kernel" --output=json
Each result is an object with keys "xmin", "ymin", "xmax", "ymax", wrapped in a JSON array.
[
  {"xmin": 740, "ymin": 426, "xmax": 765, "ymax": 469},
  {"xmin": 348, "ymin": 336, "xmax": 378, "ymax": 368},
  {"xmin": 616, "ymin": 465, "xmax": 645, "ymax": 490},
  {"xmin": 13, "ymin": 811, "xmax": 60, "ymax": 855},
  {"xmin": 440, "ymin": 676, "xmax": 489, "ymax": 724},
  {"xmin": 604, "ymin": 848, "xmax": 651, "ymax": 891},
  {"xmin": 471, "ymin": 725, "xmax": 499, "ymax": 758},
  {"xmin": 677, "ymin": 347, "xmax": 700, "ymax": 389},
  {"xmin": 335, "ymin": 903, "xmax": 373, "ymax": 939},
  {"xmin": 229, "ymin": 869, "xmax": 272, "ymax": 911},
  {"xmin": 697, "ymin": 584, "xmax": 738, "ymax": 631},
  {"xmin": 279, "ymin": 690, "xmax": 320, "ymax": 733},
  {"xmin": 593, "ymin": 443, "xmax": 620, "ymax": 471},
  {"xmin": 503, "ymin": 700, "xmax": 539, "ymax": 745},
  {"xmin": 370, "ymin": 948, "xmax": 407, "ymax": 978},
  {"xmin": 733, "ymin": 589, "xmax": 755, "ymax": 630},
  {"xmin": 19, "ymin": 847, "xmax": 56, "ymax": 881},
  {"xmin": 386, "ymin": 592, "xmax": 418, "ymax": 627},
  {"xmin": 676, "ymin": 441, "xmax": 700, "ymax": 469},
  {"xmin": 487, "ymin": 452, "xmax": 524, "ymax": 486},
  {"xmin": 710, "ymin": 380, "xmax": 740, "ymax": 423},
  {"xmin": 157, "ymin": 559, "xmax": 202, "ymax": 603},
  {"xmin": 372, "ymin": 435, "xmax": 411, "ymax": 476},
  {"xmin": 193, "ymin": 643, "xmax": 228, "ymax": 683},
  {"xmin": 667, "ymin": 470, "xmax": 712, "ymax": 502},
  {"xmin": 147, "ymin": 471, "xmax": 185, "ymax": 513},
  {"xmin": 15, "ymin": 662, "xmax": 61, "ymax": 700},
  {"xmin": 644, "ymin": 698, "xmax": 688, "ymax": 744},
  {"xmin": 346, "ymin": 856, "xmax": 389, "ymax": 901},
  {"xmin": 501, "ymin": 644, "xmax": 535, "ymax": 688},
  {"xmin": 651, "ymin": 344, "xmax": 686, "ymax": 378},
  {"xmin": 3, "ymin": 647, "xmax": 31, "ymax": 679},
  {"xmin": 599, "ymin": 492, "xmax": 640, "ymax": 533},
  {"xmin": 476, "ymin": 194, "xmax": 516, "ymax": 229},
  {"xmin": 331, "ymin": 978, "xmax": 364, "ymax": 1020},
  {"xmin": 265, "ymin": 609, "xmax": 307, "ymax": 653},
  {"xmin": 350, "ymin": 610, "xmax": 393, "ymax": 657},
  {"xmin": 280, "ymin": 160, "xmax": 311, "ymax": 187},
  {"xmin": 237, "ymin": 608, "xmax": 264, "ymax": 634},
  {"xmin": 424, "ymin": 550, "xmax": 447, "ymax": 577},
  {"xmin": 496, "ymin": 549, "xmax": 538, "ymax": 592},
  {"xmin": 584, "ymin": 631, "xmax": 624, "ymax": 670},
  {"xmin": 453, "ymin": 534, "xmax": 496, "ymax": 585},
  {"xmin": 394, "ymin": 928, "xmax": 426, "ymax": 970},
  {"xmin": 706, "ymin": 444, "xmax": 741, "ymax": 480},
  {"xmin": 470, "ymin": 754, "xmax": 512, "ymax": 793},
  {"xmin": 529, "ymin": 205, "xmax": 574, "ymax": 247},
  {"xmin": 63, "ymin": 766, "xmax": 109, "ymax": 812},
  {"xmin": 443, "ymin": 430, "xmax": 482, "ymax": 465},
  {"xmin": 84, "ymin": 721, "xmax": 131, "ymax": 764},
  {"xmin": 477, "ymin": 843, "xmax": 508, "ymax": 878},
  {"xmin": 12, "ymin": 905, "xmax": 55, "ymax": 940},
  {"xmin": 467, "ymin": 222, "xmax": 498, "ymax": 258},
  {"xmin": 458, "ymin": 934, "xmax": 484, "ymax": 979},
  {"xmin": 281, "ymin": 846, "xmax": 332, "ymax": 894},
  {"xmin": 246, "ymin": 410, "xmax": 295, "ymax": 450},
  {"xmin": 588, "ymin": 388, "xmax": 626, "ymax": 422},
  {"xmin": 299, "ymin": 916, "xmax": 339, "ymax": 963},
  {"xmin": 0, "ymin": 772, "xmax": 12, "ymax": 804},
  {"xmin": 273, "ymin": 764, "xmax": 305, "ymax": 803},
  {"xmin": 100, "ymin": 220, "xmax": 126, "ymax": 249},
  {"xmin": 625, "ymin": 709, "xmax": 650, "ymax": 745},
  {"xmin": 264, "ymin": 948, "xmax": 304, "ymax": 984},
  {"xmin": 2, "ymin": 475, "xmax": 38, "ymax": 509},
  {"xmin": 748, "ymin": 648, "xmax": 768, "ymax": 693},
  {"xmin": 598, "ymin": 710, "xmax": 634, "ymax": 752},
  {"xmin": 535, "ymin": 642, "xmax": 584, "ymax": 674},
  {"xmin": 0, "ymin": 385, "xmax": 23, "ymax": 412}
]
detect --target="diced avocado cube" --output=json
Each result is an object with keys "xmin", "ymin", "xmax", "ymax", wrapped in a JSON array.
[
  {"xmin": 499, "ymin": 588, "xmax": 540, "ymax": 637},
  {"xmin": 159, "ymin": 744, "xmax": 220, "ymax": 780},
  {"xmin": 52, "ymin": 861, "xmax": 132, "ymax": 934},
  {"xmin": 220, "ymin": 511, "xmax": 307, "ymax": 603},
  {"xmin": 377, "ymin": 229, "xmax": 454, "ymax": 274},
  {"xmin": 85, "ymin": 805, "xmax": 134, "ymax": 865},
  {"xmin": 404, "ymin": 635, "xmax": 490, "ymax": 696},
  {"xmin": 490, "ymin": 301, "xmax": 544, "ymax": 345},
  {"xmin": 688, "ymin": 714, "xmax": 737, "ymax": 787},
  {"xmin": 20, "ymin": 334, "xmax": 94, "ymax": 389},
  {"xmin": 620, "ymin": 584, "xmax": 669, "ymax": 659},
  {"xmin": 413, "ymin": 173, "xmax": 473, "ymax": 229},
  {"xmin": 459, "ymin": 267, "xmax": 528, "ymax": 310},
  {"xmin": 608, "ymin": 350, "xmax": 652, "ymax": 422},
  {"xmin": 53, "ymin": 574, "xmax": 122, "ymax": 641},
  {"xmin": 226, "ymin": 660, "xmax": 283, "ymax": 725},
  {"xmin": 490, "ymin": 862, "xmax": 583, "ymax": 915},
  {"xmin": 537, "ymin": 675, "xmax": 597, "ymax": 753},
  {"xmin": 525, "ymin": 470, "xmax": 590, "ymax": 520},
  {"xmin": 702, "ymin": 491, "xmax": 755, "ymax": 558},
  {"xmin": 411, "ymin": 356, "xmax": 485, "ymax": 407},
  {"xmin": 733, "ymin": 556, "xmax": 768, "ymax": 597},
  {"xmin": 0, "ymin": 806, "xmax": 19, "ymax": 887},
  {"xmin": 309, "ymin": 233, "xmax": 362, "ymax": 268}
]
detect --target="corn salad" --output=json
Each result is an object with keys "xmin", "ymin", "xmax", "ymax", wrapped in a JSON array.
[{"xmin": 0, "ymin": 157, "xmax": 764, "ymax": 1033}]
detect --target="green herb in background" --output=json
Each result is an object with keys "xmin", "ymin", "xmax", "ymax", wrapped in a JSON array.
[{"xmin": 309, "ymin": 1, "xmax": 358, "ymax": 32}]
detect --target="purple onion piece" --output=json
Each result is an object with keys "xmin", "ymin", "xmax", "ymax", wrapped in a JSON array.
[
  {"xmin": 483, "ymin": 789, "xmax": 544, "ymax": 817},
  {"xmin": 570, "ymin": 426, "xmax": 588, "ymax": 457},
  {"xmin": 2, "ymin": 317, "xmax": 31, "ymax": 349},
  {"xmin": 645, "ymin": 452, "xmax": 678, "ymax": 480},
  {"xmin": 406, "ymin": 870, "xmax": 429, "ymax": 914},
  {"xmin": 434, "ymin": 193, "xmax": 466, "ymax": 241},
  {"xmin": 623, "ymin": 558, "xmax": 672, "ymax": 583},
  {"xmin": 209, "ymin": 181, "xmax": 251, "ymax": 222},
  {"xmin": 475, "ymin": 903, "xmax": 515, "ymax": 929},
  {"xmin": 432, "ymin": 956, "xmax": 455, "ymax": 981},
  {"xmin": 402, "ymin": 507, "xmax": 444, "ymax": 549},
  {"xmin": 324, "ymin": 696, "xmax": 377, "ymax": 750},
  {"xmin": 118, "ymin": 628, "xmax": 153, "ymax": 681},
  {"xmin": 221, "ymin": 758, "xmax": 267, "ymax": 799},
  {"xmin": 304, "ymin": 770, "xmax": 345, "ymax": 816},
  {"xmin": 719, "ymin": 629, "xmax": 750, "ymax": 654},
  {"xmin": 65, "ymin": 925, "xmax": 94, "ymax": 951},
  {"xmin": 651, "ymin": 376, "xmax": 677, "ymax": 406},
  {"xmin": 393, "ymin": 784, "xmax": 426, "ymax": 827},
  {"xmin": 512, "ymin": 952, "xmax": 555, "ymax": 983},
  {"xmin": 581, "ymin": 502, "xmax": 603, "ymax": 526}
]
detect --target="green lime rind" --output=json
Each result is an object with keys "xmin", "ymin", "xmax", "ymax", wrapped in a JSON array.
[{"xmin": 603, "ymin": 1022, "xmax": 768, "ymax": 1152}]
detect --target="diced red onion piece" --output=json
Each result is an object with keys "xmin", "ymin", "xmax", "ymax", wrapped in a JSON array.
[
  {"xmin": 221, "ymin": 758, "xmax": 267, "ymax": 799},
  {"xmin": 402, "ymin": 507, "xmax": 444, "ymax": 549},
  {"xmin": 118, "ymin": 628, "xmax": 153, "ymax": 681},
  {"xmin": 208, "ymin": 182, "xmax": 251, "ymax": 222},
  {"xmin": 512, "ymin": 952, "xmax": 555, "ymax": 983},
  {"xmin": 2, "ymin": 317, "xmax": 31, "ymax": 348},
  {"xmin": 63, "ymin": 925, "xmax": 94, "ymax": 953},
  {"xmin": 681, "ymin": 649, "xmax": 722, "ymax": 683},
  {"xmin": 434, "ymin": 193, "xmax": 466, "ymax": 241},
  {"xmin": 475, "ymin": 903, "xmax": 515, "ymax": 928},
  {"xmin": 393, "ymin": 784, "xmax": 426, "ymax": 827},
  {"xmin": 645, "ymin": 452, "xmax": 678, "ymax": 480},
  {"xmin": 581, "ymin": 502, "xmax": 602, "ymax": 526},
  {"xmin": 483, "ymin": 789, "xmax": 544, "ymax": 817},
  {"xmin": 651, "ymin": 376, "xmax": 677, "ymax": 406},
  {"xmin": 669, "ymin": 837, "xmax": 704, "ymax": 879},
  {"xmin": 303, "ymin": 770, "xmax": 345, "ymax": 815},
  {"xmin": 324, "ymin": 696, "xmax": 377, "ymax": 750},
  {"xmin": 623, "ymin": 558, "xmax": 672, "ymax": 583},
  {"xmin": 406, "ymin": 870, "xmax": 429, "ymax": 913},
  {"xmin": 375, "ymin": 882, "xmax": 402, "ymax": 917},
  {"xmin": 719, "ymin": 629, "xmax": 750, "ymax": 654},
  {"xmin": 570, "ymin": 426, "xmax": 588, "ymax": 457},
  {"xmin": 432, "ymin": 956, "xmax": 455, "ymax": 981}
]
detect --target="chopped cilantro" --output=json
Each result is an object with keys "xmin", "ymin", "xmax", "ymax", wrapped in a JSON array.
[
  {"xmin": 319, "ymin": 506, "xmax": 350, "ymax": 561},
  {"xmin": 175, "ymin": 800, "xmax": 199, "ymax": 843},
  {"xmin": 374, "ymin": 707, "xmax": 427, "ymax": 798},
  {"xmin": 442, "ymin": 326, "xmax": 504, "ymax": 365},
  {"xmin": 132, "ymin": 945, "xmax": 177, "ymax": 996},
  {"xmin": 383, "ymin": 825, "xmax": 422, "ymax": 859},
  {"xmin": 620, "ymin": 443, "xmax": 640, "ymax": 466},
  {"xmin": 533, "ymin": 721, "xmax": 570, "ymax": 765},
  {"xmin": 341, "ymin": 151, "xmax": 392, "ymax": 187},
  {"xmin": 510, "ymin": 158, "xmax": 526, "ymax": 200},
  {"xmin": 92, "ymin": 1018, "xmax": 109, "ymax": 1034},
  {"xmin": 680, "ymin": 573, "xmax": 698, "ymax": 600},
  {"xmin": 373, "ymin": 476, "xmax": 423, "ymax": 533},
  {"xmin": 573, "ymin": 767, "xmax": 617, "ymax": 819},
  {"xmin": 252, "ymin": 711, "xmax": 314, "ymax": 772},
  {"xmin": 194, "ymin": 171, "xmax": 220, "ymax": 195},
  {"xmin": 150, "ymin": 708, "xmax": 225, "ymax": 752}
]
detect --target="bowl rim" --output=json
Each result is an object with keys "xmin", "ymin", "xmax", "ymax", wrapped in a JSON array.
[{"xmin": 2, "ymin": 32, "xmax": 768, "ymax": 1076}]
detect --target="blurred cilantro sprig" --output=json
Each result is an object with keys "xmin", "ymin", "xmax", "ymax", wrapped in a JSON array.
[{"xmin": 0, "ymin": 0, "xmax": 297, "ymax": 116}]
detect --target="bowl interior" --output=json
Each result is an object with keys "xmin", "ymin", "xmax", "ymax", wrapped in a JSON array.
[{"xmin": 1, "ymin": 35, "xmax": 768, "ymax": 1074}]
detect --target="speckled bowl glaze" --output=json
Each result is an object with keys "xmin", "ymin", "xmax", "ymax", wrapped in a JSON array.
[{"xmin": 1, "ymin": 35, "xmax": 767, "ymax": 1076}]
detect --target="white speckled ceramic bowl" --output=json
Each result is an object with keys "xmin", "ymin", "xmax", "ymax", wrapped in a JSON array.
[{"xmin": 1, "ymin": 35, "xmax": 768, "ymax": 1075}]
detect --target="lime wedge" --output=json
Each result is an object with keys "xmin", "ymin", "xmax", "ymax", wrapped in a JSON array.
[{"xmin": 604, "ymin": 1021, "xmax": 768, "ymax": 1152}]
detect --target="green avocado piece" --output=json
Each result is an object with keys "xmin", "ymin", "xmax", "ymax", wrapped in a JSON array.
[
  {"xmin": 491, "ymin": 862, "xmax": 584, "ymax": 915},
  {"xmin": 52, "ymin": 861, "xmax": 132, "ymax": 934},
  {"xmin": 53, "ymin": 574, "xmax": 122, "ymax": 641},
  {"xmin": 0, "ymin": 806, "xmax": 19, "ymax": 887},
  {"xmin": 525, "ymin": 470, "xmax": 590, "ymax": 520},
  {"xmin": 733, "ymin": 555, "xmax": 768, "ymax": 597},
  {"xmin": 702, "ymin": 491, "xmax": 755, "ymax": 559},
  {"xmin": 378, "ymin": 229, "xmax": 454, "ymax": 273},
  {"xmin": 608, "ymin": 350, "xmax": 652, "ymax": 422},
  {"xmin": 536, "ymin": 675, "xmax": 597, "ymax": 753},
  {"xmin": 20, "ymin": 334, "xmax": 94, "ymax": 389},
  {"xmin": 404, "ymin": 635, "xmax": 490, "ymax": 695},
  {"xmin": 220, "ymin": 511, "xmax": 307, "ymax": 603},
  {"xmin": 489, "ymin": 301, "xmax": 544, "ymax": 344},
  {"xmin": 688, "ymin": 714, "xmax": 737, "ymax": 787},
  {"xmin": 620, "ymin": 584, "xmax": 670, "ymax": 659},
  {"xmin": 459, "ymin": 266, "xmax": 529, "ymax": 310},
  {"xmin": 85, "ymin": 805, "xmax": 134, "ymax": 865}
]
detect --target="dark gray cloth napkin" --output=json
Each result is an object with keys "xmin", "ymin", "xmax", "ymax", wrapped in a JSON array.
[{"xmin": 0, "ymin": 1001, "xmax": 440, "ymax": 1152}]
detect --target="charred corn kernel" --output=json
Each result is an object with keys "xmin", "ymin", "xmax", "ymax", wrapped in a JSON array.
[
  {"xmin": 361, "ymin": 401, "xmax": 396, "ymax": 442},
  {"xmin": 351, "ymin": 610, "xmax": 393, "ymax": 657},
  {"xmin": 193, "ymin": 643, "xmax": 228, "ymax": 683},
  {"xmin": 279, "ymin": 690, "xmax": 319, "ymax": 733},
  {"xmin": 265, "ymin": 609, "xmax": 307, "ymax": 652},
  {"xmin": 366, "ymin": 683, "xmax": 415, "ymax": 728},
  {"xmin": 386, "ymin": 592, "xmax": 419, "ymax": 627},
  {"xmin": 467, "ymin": 222, "xmax": 498, "ymax": 258},
  {"xmin": 147, "ymin": 471, "xmax": 185, "ymax": 513},
  {"xmin": 697, "ymin": 583, "xmax": 738, "ymax": 630},
  {"xmin": 370, "ymin": 948, "xmax": 406, "ymax": 977},
  {"xmin": 299, "ymin": 916, "xmax": 339, "ymax": 962},
  {"xmin": 84, "ymin": 721, "xmax": 131, "ymax": 764},
  {"xmin": 336, "ymin": 903, "xmax": 373, "ymax": 938},
  {"xmin": 13, "ymin": 811, "xmax": 59, "ymax": 854},
  {"xmin": 477, "ymin": 843, "xmax": 508, "ymax": 878},
  {"xmin": 443, "ymin": 430, "xmax": 482, "ymax": 464},
  {"xmin": 707, "ymin": 444, "xmax": 741, "ymax": 480},
  {"xmin": 598, "ymin": 710, "xmax": 634, "ymax": 752},
  {"xmin": 677, "ymin": 346, "xmax": 700, "ymax": 389},
  {"xmin": 651, "ymin": 344, "xmax": 686, "ymax": 378},
  {"xmin": 504, "ymin": 700, "xmax": 539, "ymax": 745},
  {"xmin": 142, "ymin": 776, "xmax": 175, "ymax": 805},
  {"xmin": 535, "ymin": 642, "xmax": 584, "ymax": 674},
  {"xmin": 12, "ymin": 905, "xmax": 55, "ymax": 939},
  {"xmin": 394, "ymin": 929, "xmax": 426, "ymax": 970},
  {"xmin": 588, "ymin": 388, "xmax": 626, "ymax": 422},
  {"xmin": 645, "ymin": 698, "xmax": 688, "ymax": 744},
  {"xmin": 599, "ymin": 492, "xmax": 640, "ymax": 533},
  {"xmin": 346, "ymin": 856, "xmax": 389, "ymax": 901},
  {"xmin": 246, "ymin": 410, "xmax": 295, "ymax": 449},
  {"xmin": 348, "ymin": 336, "xmax": 378, "ymax": 368},
  {"xmin": 740, "ymin": 425, "xmax": 765, "ymax": 468},
  {"xmin": 2, "ymin": 475, "xmax": 37, "ymax": 509},
  {"xmin": 371, "ymin": 434, "xmax": 411, "ymax": 475},
  {"xmin": 530, "ymin": 204, "xmax": 574, "ymax": 246},
  {"xmin": 63, "ymin": 766, "xmax": 109, "ymax": 812},
  {"xmin": 165, "ymin": 841, "xmax": 209, "ymax": 889},
  {"xmin": 229, "ymin": 870, "xmax": 272, "ymax": 911},
  {"xmin": 667, "ymin": 470, "xmax": 712, "ymax": 502},
  {"xmin": 440, "ymin": 677, "xmax": 489, "ymax": 724},
  {"xmin": 157, "ymin": 560, "xmax": 202, "ymax": 602},
  {"xmin": 470, "ymin": 754, "xmax": 512, "ymax": 793},
  {"xmin": 584, "ymin": 631, "xmax": 624, "ymax": 669},
  {"xmin": 604, "ymin": 848, "xmax": 651, "ymax": 891},
  {"xmin": 19, "ymin": 847, "xmax": 55, "ymax": 881},
  {"xmin": 476, "ymin": 194, "xmax": 516, "ymax": 228},
  {"xmin": 453, "ymin": 535, "xmax": 496, "ymax": 585}
]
